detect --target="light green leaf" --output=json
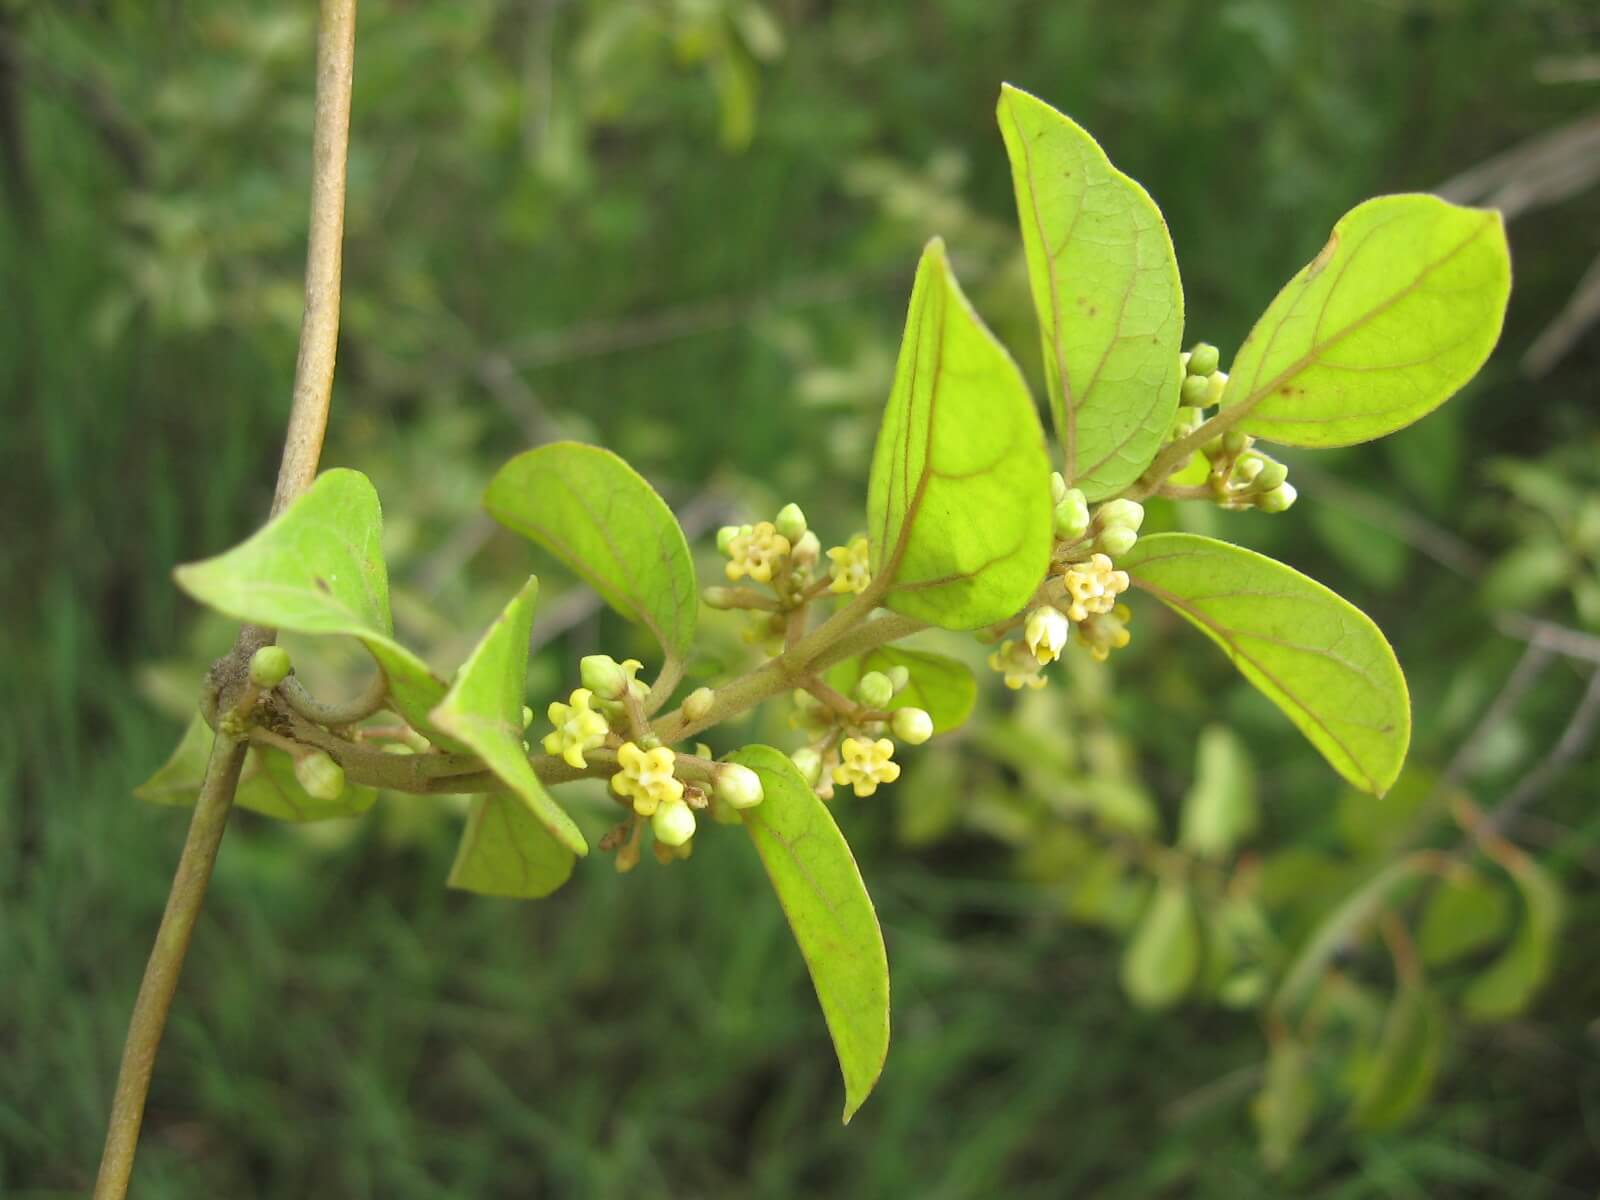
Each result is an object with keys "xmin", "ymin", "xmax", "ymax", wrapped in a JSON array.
[
  {"xmin": 867, "ymin": 239, "xmax": 1053, "ymax": 630},
  {"xmin": 1350, "ymin": 978, "xmax": 1445, "ymax": 1129},
  {"xmin": 430, "ymin": 577, "xmax": 587, "ymax": 857},
  {"xmin": 171, "ymin": 469, "xmax": 458, "ymax": 750},
  {"xmin": 1222, "ymin": 194, "xmax": 1510, "ymax": 446},
  {"xmin": 1123, "ymin": 533, "xmax": 1410, "ymax": 795},
  {"xmin": 1462, "ymin": 856, "xmax": 1563, "ymax": 1020},
  {"xmin": 1120, "ymin": 877, "xmax": 1200, "ymax": 1011},
  {"xmin": 825, "ymin": 646, "xmax": 977, "ymax": 734},
  {"xmin": 996, "ymin": 83, "xmax": 1185, "ymax": 499},
  {"xmin": 1254, "ymin": 1037, "xmax": 1316, "ymax": 1172},
  {"xmin": 1177, "ymin": 725, "xmax": 1258, "ymax": 859},
  {"xmin": 730, "ymin": 744, "xmax": 889, "ymax": 1123},
  {"xmin": 1418, "ymin": 873, "xmax": 1512, "ymax": 968},
  {"xmin": 135, "ymin": 712, "xmax": 375, "ymax": 822},
  {"xmin": 448, "ymin": 795, "xmax": 576, "ymax": 899},
  {"xmin": 484, "ymin": 442, "xmax": 696, "ymax": 659}
]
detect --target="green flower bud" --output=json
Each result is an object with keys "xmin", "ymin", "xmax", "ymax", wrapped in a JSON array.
[
  {"xmin": 715, "ymin": 762, "xmax": 764, "ymax": 809},
  {"xmin": 702, "ymin": 586, "xmax": 738, "ymax": 609},
  {"xmin": 1255, "ymin": 459, "xmax": 1288, "ymax": 490},
  {"xmin": 1097, "ymin": 526, "xmax": 1139, "ymax": 557},
  {"xmin": 683, "ymin": 686, "xmax": 715, "ymax": 722},
  {"xmin": 293, "ymin": 751, "xmax": 345, "ymax": 802},
  {"xmin": 1098, "ymin": 498, "xmax": 1145, "ymax": 533},
  {"xmin": 791, "ymin": 529, "xmax": 821, "ymax": 568},
  {"xmin": 248, "ymin": 645, "xmax": 292, "ymax": 689},
  {"xmin": 1187, "ymin": 342, "xmax": 1220, "ymax": 377},
  {"xmin": 716, "ymin": 525, "xmax": 743, "ymax": 555},
  {"xmin": 1222, "ymin": 430, "xmax": 1251, "ymax": 456},
  {"xmin": 790, "ymin": 746, "xmax": 824, "ymax": 786},
  {"xmin": 1257, "ymin": 482, "xmax": 1298, "ymax": 513},
  {"xmin": 885, "ymin": 665, "xmax": 911, "ymax": 694},
  {"xmin": 580, "ymin": 654, "xmax": 629, "ymax": 700},
  {"xmin": 1233, "ymin": 453, "xmax": 1264, "ymax": 484},
  {"xmin": 774, "ymin": 502, "xmax": 807, "ymax": 542},
  {"xmin": 521, "ymin": 705, "xmax": 535, "ymax": 730},
  {"xmin": 891, "ymin": 707, "xmax": 933, "ymax": 745},
  {"xmin": 1204, "ymin": 370, "xmax": 1228, "ymax": 407},
  {"xmin": 1181, "ymin": 374, "xmax": 1211, "ymax": 407},
  {"xmin": 1050, "ymin": 470, "xmax": 1069, "ymax": 506},
  {"xmin": 1178, "ymin": 350, "xmax": 1192, "ymax": 375},
  {"xmin": 1053, "ymin": 489, "xmax": 1091, "ymax": 542},
  {"xmin": 855, "ymin": 671, "xmax": 895, "ymax": 710},
  {"xmin": 651, "ymin": 799, "xmax": 697, "ymax": 847}
]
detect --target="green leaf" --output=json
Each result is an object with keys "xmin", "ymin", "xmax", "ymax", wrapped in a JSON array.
[
  {"xmin": 484, "ymin": 442, "xmax": 696, "ymax": 659},
  {"xmin": 1462, "ymin": 856, "xmax": 1563, "ymax": 1020},
  {"xmin": 1222, "ymin": 194, "xmax": 1510, "ymax": 447},
  {"xmin": 1418, "ymin": 873, "xmax": 1512, "ymax": 968},
  {"xmin": 867, "ymin": 239, "xmax": 1053, "ymax": 631},
  {"xmin": 135, "ymin": 712, "xmax": 375, "ymax": 822},
  {"xmin": 448, "ymin": 795, "xmax": 576, "ymax": 899},
  {"xmin": 997, "ymin": 84, "xmax": 1185, "ymax": 499},
  {"xmin": 825, "ymin": 646, "xmax": 977, "ymax": 734},
  {"xmin": 430, "ymin": 577, "xmax": 587, "ymax": 857},
  {"xmin": 1254, "ymin": 1037, "xmax": 1316, "ymax": 1172},
  {"xmin": 171, "ymin": 469, "xmax": 459, "ymax": 750},
  {"xmin": 1120, "ymin": 877, "xmax": 1200, "ymax": 1011},
  {"xmin": 1123, "ymin": 533, "xmax": 1410, "ymax": 795},
  {"xmin": 1177, "ymin": 724, "xmax": 1257, "ymax": 859},
  {"xmin": 1350, "ymin": 977, "xmax": 1445, "ymax": 1129},
  {"xmin": 730, "ymin": 744, "xmax": 889, "ymax": 1123}
]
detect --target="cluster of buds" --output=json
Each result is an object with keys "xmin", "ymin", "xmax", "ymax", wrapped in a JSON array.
[
  {"xmin": 788, "ymin": 667, "xmax": 932, "ymax": 800},
  {"xmin": 1204, "ymin": 431, "xmax": 1296, "ymax": 513}
]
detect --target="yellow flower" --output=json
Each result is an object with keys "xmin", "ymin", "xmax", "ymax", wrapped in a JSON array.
[
  {"xmin": 1060, "ymin": 552, "xmax": 1130, "ymax": 623},
  {"xmin": 725, "ymin": 521, "xmax": 791, "ymax": 583},
  {"xmin": 611, "ymin": 741, "xmax": 684, "ymax": 816},
  {"xmin": 541, "ymin": 688, "xmax": 610, "ymax": 769},
  {"xmin": 1024, "ymin": 605, "xmax": 1071, "ymax": 666},
  {"xmin": 1076, "ymin": 603, "xmax": 1133, "ymax": 662},
  {"xmin": 987, "ymin": 639, "xmax": 1048, "ymax": 690},
  {"xmin": 826, "ymin": 535, "xmax": 872, "ymax": 595},
  {"xmin": 831, "ymin": 736, "xmax": 901, "ymax": 797}
]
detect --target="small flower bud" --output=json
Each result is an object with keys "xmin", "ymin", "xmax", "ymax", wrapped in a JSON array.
[
  {"xmin": 715, "ymin": 763, "xmax": 764, "ymax": 809},
  {"xmin": 1097, "ymin": 526, "xmax": 1138, "ymax": 557},
  {"xmin": 1025, "ymin": 605, "xmax": 1071, "ymax": 665},
  {"xmin": 248, "ymin": 645, "xmax": 291, "ymax": 688},
  {"xmin": 294, "ymin": 751, "xmax": 345, "ymax": 802},
  {"xmin": 885, "ymin": 665, "xmax": 911, "ymax": 694},
  {"xmin": 855, "ymin": 671, "xmax": 895, "ymax": 710},
  {"xmin": 1181, "ymin": 374, "xmax": 1211, "ymax": 407},
  {"xmin": 1050, "ymin": 470, "xmax": 1069, "ymax": 506},
  {"xmin": 774, "ymin": 502, "xmax": 808, "ymax": 542},
  {"xmin": 683, "ymin": 686, "xmax": 714, "ymax": 722},
  {"xmin": 1255, "ymin": 458, "xmax": 1288, "ymax": 490},
  {"xmin": 702, "ymin": 586, "xmax": 738, "ymax": 609},
  {"xmin": 581, "ymin": 654, "xmax": 629, "ymax": 700},
  {"xmin": 891, "ymin": 707, "xmax": 933, "ymax": 745},
  {"xmin": 1178, "ymin": 350, "xmax": 1192, "ymax": 375},
  {"xmin": 1098, "ymin": 498, "xmax": 1145, "ymax": 533},
  {"xmin": 791, "ymin": 529, "xmax": 821, "ymax": 568},
  {"xmin": 789, "ymin": 747, "xmax": 822, "ymax": 786},
  {"xmin": 651, "ymin": 798, "xmax": 697, "ymax": 847},
  {"xmin": 1233, "ymin": 453, "xmax": 1264, "ymax": 484},
  {"xmin": 716, "ymin": 525, "xmax": 743, "ymax": 555},
  {"xmin": 1257, "ymin": 482, "xmax": 1298, "ymax": 513},
  {"xmin": 1187, "ymin": 342, "xmax": 1221, "ymax": 377},
  {"xmin": 1205, "ymin": 370, "xmax": 1229, "ymax": 407},
  {"xmin": 1053, "ymin": 488, "xmax": 1091, "ymax": 542},
  {"xmin": 521, "ymin": 705, "xmax": 535, "ymax": 730},
  {"xmin": 1223, "ymin": 430, "xmax": 1251, "ymax": 456}
]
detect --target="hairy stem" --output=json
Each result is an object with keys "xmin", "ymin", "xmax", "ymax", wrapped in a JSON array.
[{"xmin": 95, "ymin": 3, "xmax": 358, "ymax": 1195}]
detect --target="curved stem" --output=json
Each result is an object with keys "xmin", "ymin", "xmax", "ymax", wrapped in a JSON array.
[
  {"xmin": 94, "ymin": 736, "xmax": 248, "ymax": 1199},
  {"xmin": 278, "ymin": 671, "xmax": 388, "ymax": 727},
  {"xmin": 95, "ymin": 3, "xmax": 359, "ymax": 1195}
]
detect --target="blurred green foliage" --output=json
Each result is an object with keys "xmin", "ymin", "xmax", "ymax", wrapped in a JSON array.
[{"xmin": 4, "ymin": 0, "xmax": 1600, "ymax": 1196}]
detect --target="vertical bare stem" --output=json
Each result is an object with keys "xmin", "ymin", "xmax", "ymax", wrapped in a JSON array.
[{"xmin": 94, "ymin": 3, "xmax": 359, "ymax": 1195}]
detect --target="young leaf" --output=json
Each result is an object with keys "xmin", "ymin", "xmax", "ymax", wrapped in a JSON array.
[
  {"xmin": 430, "ymin": 577, "xmax": 588, "ymax": 857},
  {"xmin": 1177, "ymin": 724, "xmax": 1258, "ymax": 860},
  {"xmin": 1222, "ymin": 194, "xmax": 1510, "ymax": 447},
  {"xmin": 825, "ymin": 646, "xmax": 977, "ymax": 734},
  {"xmin": 484, "ymin": 443, "xmax": 696, "ymax": 660},
  {"xmin": 867, "ymin": 239, "xmax": 1053, "ymax": 630},
  {"xmin": 448, "ymin": 795, "xmax": 576, "ymax": 899},
  {"xmin": 1462, "ymin": 856, "xmax": 1563, "ymax": 1020},
  {"xmin": 1122, "ymin": 533, "xmax": 1410, "ymax": 796},
  {"xmin": 1254, "ymin": 1037, "xmax": 1316, "ymax": 1172},
  {"xmin": 171, "ymin": 468, "xmax": 459, "ymax": 749},
  {"xmin": 729, "ymin": 744, "xmax": 889, "ymax": 1124},
  {"xmin": 1350, "ymin": 978, "xmax": 1446, "ymax": 1129},
  {"xmin": 1417, "ymin": 873, "xmax": 1512, "ymax": 968},
  {"xmin": 135, "ymin": 712, "xmax": 375, "ymax": 821},
  {"xmin": 1120, "ymin": 877, "xmax": 1200, "ymax": 1011},
  {"xmin": 997, "ymin": 84, "xmax": 1185, "ymax": 498}
]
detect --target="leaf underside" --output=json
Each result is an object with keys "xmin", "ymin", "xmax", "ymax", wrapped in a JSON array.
[{"xmin": 448, "ymin": 794, "xmax": 576, "ymax": 899}]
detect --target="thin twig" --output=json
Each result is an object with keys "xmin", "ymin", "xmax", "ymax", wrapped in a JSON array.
[
  {"xmin": 1482, "ymin": 667, "xmax": 1600, "ymax": 835},
  {"xmin": 95, "ymin": 4, "xmax": 358, "ymax": 1195}
]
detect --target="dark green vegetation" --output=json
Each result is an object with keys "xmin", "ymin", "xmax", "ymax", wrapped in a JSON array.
[{"xmin": 5, "ymin": 2, "xmax": 1600, "ymax": 1196}]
